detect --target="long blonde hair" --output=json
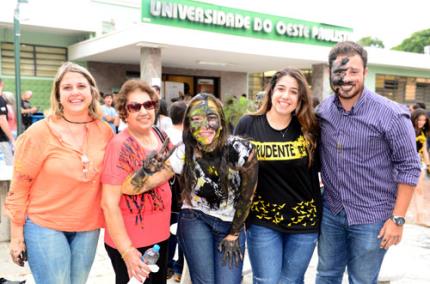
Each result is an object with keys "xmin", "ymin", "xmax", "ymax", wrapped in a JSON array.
[
  {"xmin": 49, "ymin": 62, "xmax": 102, "ymax": 119},
  {"xmin": 253, "ymin": 68, "xmax": 319, "ymax": 166}
]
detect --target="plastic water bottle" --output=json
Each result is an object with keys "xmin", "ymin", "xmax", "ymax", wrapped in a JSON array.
[
  {"xmin": 142, "ymin": 244, "xmax": 160, "ymax": 265},
  {"xmin": 127, "ymin": 244, "xmax": 160, "ymax": 284}
]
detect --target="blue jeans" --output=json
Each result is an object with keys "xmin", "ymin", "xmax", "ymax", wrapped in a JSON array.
[
  {"xmin": 316, "ymin": 206, "xmax": 387, "ymax": 284},
  {"xmin": 177, "ymin": 209, "xmax": 245, "ymax": 284},
  {"xmin": 168, "ymin": 212, "xmax": 184, "ymax": 274},
  {"xmin": 24, "ymin": 218, "xmax": 100, "ymax": 284},
  {"xmin": 247, "ymin": 224, "xmax": 317, "ymax": 284}
]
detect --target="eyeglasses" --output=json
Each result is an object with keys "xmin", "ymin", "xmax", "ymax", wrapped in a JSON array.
[{"xmin": 126, "ymin": 101, "xmax": 158, "ymax": 113}]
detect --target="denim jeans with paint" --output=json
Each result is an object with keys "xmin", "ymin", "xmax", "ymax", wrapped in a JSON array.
[
  {"xmin": 316, "ymin": 206, "xmax": 387, "ymax": 284},
  {"xmin": 24, "ymin": 218, "xmax": 100, "ymax": 284},
  {"xmin": 177, "ymin": 209, "xmax": 245, "ymax": 284},
  {"xmin": 247, "ymin": 224, "xmax": 318, "ymax": 284}
]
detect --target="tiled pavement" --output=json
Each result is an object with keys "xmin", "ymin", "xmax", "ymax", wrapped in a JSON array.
[{"xmin": 1, "ymin": 224, "xmax": 430, "ymax": 283}]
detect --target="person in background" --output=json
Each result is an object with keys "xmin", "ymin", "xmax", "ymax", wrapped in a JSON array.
[
  {"xmin": 165, "ymin": 101, "xmax": 187, "ymax": 282},
  {"xmin": 101, "ymin": 93, "xmax": 119, "ymax": 133},
  {"xmin": 20, "ymin": 90, "xmax": 37, "ymax": 130},
  {"xmin": 3, "ymin": 91, "xmax": 17, "ymax": 138},
  {"xmin": 0, "ymin": 78, "xmax": 15, "ymax": 165},
  {"xmin": 101, "ymin": 79, "xmax": 172, "ymax": 284},
  {"xmin": 182, "ymin": 82, "xmax": 193, "ymax": 103},
  {"xmin": 406, "ymin": 108, "xmax": 430, "ymax": 226},
  {"xmin": 316, "ymin": 41, "xmax": 421, "ymax": 284},
  {"xmin": 4, "ymin": 62, "xmax": 113, "ymax": 284},
  {"xmin": 235, "ymin": 68, "xmax": 321, "ymax": 284},
  {"xmin": 428, "ymin": 111, "xmax": 430, "ymax": 158},
  {"xmin": 411, "ymin": 109, "xmax": 430, "ymax": 172},
  {"xmin": 153, "ymin": 85, "xmax": 173, "ymax": 132},
  {"xmin": 312, "ymin": 96, "xmax": 321, "ymax": 109},
  {"xmin": 113, "ymin": 91, "xmax": 128, "ymax": 132},
  {"xmin": 408, "ymin": 102, "xmax": 426, "ymax": 113}
]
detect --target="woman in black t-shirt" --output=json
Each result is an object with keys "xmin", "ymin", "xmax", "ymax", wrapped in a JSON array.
[{"xmin": 235, "ymin": 68, "xmax": 321, "ymax": 284}]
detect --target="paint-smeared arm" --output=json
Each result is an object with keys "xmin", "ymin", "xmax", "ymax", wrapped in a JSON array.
[
  {"xmin": 218, "ymin": 149, "xmax": 258, "ymax": 268},
  {"xmin": 121, "ymin": 137, "xmax": 177, "ymax": 195},
  {"xmin": 230, "ymin": 149, "xmax": 258, "ymax": 235}
]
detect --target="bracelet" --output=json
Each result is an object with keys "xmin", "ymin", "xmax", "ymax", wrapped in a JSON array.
[{"xmin": 120, "ymin": 246, "xmax": 134, "ymax": 260}]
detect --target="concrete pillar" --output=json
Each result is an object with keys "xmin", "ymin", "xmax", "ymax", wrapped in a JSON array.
[
  {"xmin": 312, "ymin": 63, "xmax": 332, "ymax": 100},
  {"xmin": 140, "ymin": 47, "xmax": 162, "ymax": 86}
]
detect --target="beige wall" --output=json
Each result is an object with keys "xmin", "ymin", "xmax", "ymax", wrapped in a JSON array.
[{"xmin": 87, "ymin": 61, "xmax": 140, "ymax": 95}]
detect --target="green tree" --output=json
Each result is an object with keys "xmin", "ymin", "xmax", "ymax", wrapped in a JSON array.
[
  {"xmin": 392, "ymin": 29, "xmax": 430, "ymax": 53},
  {"xmin": 223, "ymin": 96, "xmax": 256, "ymax": 128},
  {"xmin": 358, "ymin": 36, "xmax": 385, "ymax": 48}
]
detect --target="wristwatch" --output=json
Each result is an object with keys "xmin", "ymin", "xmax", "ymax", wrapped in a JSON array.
[{"xmin": 390, "ymin": 215, "xmax": 405, "ymax": 226}]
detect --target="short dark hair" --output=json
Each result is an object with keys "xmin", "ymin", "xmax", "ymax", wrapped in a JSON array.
[
  {"xmin": 169, "ymin": 101, "xmax": 187, "ymax": 125},
  {"xmin": 413, "ymin": 102, "xmax": 426, "ymax": 110},
  {"xmin": 103, "ymin": 93, "xmax": 113, "ymax": 99},
  {"xmin": 116, "ymin": 79, "xmax": 158, "ymax": 122},
  {"xmin": 152, "ymin": 85, "xmax": 161, "ymax": 93},
  {"xmin": 329, "ymin": 41, "xmax": 368, "ymax": 69},
  {"xmin": 183, "ymin": 82, "xmax": 190, "ymax": 94},
  {"xmin": 158, "ymin": 99, "xmax": 169, "ymax": 116}
]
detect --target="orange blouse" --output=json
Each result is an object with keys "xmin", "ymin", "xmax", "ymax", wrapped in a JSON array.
[{"xmin": 4, "ymin": 115, "xmax": 113, "ymax": 231}]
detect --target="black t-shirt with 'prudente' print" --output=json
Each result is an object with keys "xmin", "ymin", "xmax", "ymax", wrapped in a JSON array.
[{"xmin": 235, "ymin": 114, "xmax": 321, "ymax": 233}]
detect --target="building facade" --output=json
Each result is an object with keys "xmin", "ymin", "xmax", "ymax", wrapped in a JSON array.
[{"xmin": 1, "ymin": 0, "xmax": 430, "ymax": 111}]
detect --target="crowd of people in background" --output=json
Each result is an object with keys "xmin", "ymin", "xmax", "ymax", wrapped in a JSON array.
[{"xmin": 0, "ymin": 40, "xmax": 429, "ymax": 284}]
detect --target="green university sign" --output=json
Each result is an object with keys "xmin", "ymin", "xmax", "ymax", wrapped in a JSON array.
[{"xmin": 142, "ymin": 0, "xmax": 353, "ymax": 46}]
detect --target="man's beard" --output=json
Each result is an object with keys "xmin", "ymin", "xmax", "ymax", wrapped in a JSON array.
[{"xmin": 333, "ymin": 83, "xmax": 363, "ymax": 101}]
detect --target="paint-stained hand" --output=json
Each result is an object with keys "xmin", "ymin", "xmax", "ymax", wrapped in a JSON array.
[
  {"xmin": 218, "ymin": 234, "xmax": 243, "ymax": 269},
  {"xmin": 10, "ymin": 239, "xmax": 27, "ymax": 267},
  {"xmin": 129, "ymin": 137, "xmax": 177, "ymax": 191}
]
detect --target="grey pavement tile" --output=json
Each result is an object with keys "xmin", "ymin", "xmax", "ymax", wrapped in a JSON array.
[{"xmin": 0, "ymin": 225, "xmax": 429, "ymax": 283}]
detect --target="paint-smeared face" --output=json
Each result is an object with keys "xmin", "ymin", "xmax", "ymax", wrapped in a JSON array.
[
  {"xmin": 188, "ymin": 99, "xmax": 221, "ymax": 146},
  {"xmin": 330, "ymin": 54, "xmax": 367, "ymax": 100},
  {"xmin": 417, "ymin": 115, "xmax": 427, "ymax": 130}
]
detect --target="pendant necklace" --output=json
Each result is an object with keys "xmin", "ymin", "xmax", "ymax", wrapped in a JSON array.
[
  {"xmin": 277, "ymin": 117, "xmax": 292, "ymax": 138},
  {"xmin": 267, "ymin": 112, "xmax": 292, "ymax": 138},
  {"xmin": 78, "ymin": 127, "xmax": 90, "ymax": 180},
  {"xmin": 280, "ymin": 126, "xmax": 289, "ymax": 138},
  {"xmin": 63, "ymin": 118, "xmax": 90, "ymax": 179}
]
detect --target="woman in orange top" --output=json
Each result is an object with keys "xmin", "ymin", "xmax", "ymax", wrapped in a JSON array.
[
  {"xmin": 101, "ymin": 79, "xmax": 172, "ymax": 284},
  {"xmin": 5, "ymin": 62, "xmax": 113, "ymax": 284}
]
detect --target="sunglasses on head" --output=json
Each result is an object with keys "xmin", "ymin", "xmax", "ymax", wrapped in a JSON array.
[{"xmin": 126, "ymin": 101, "xmax": 157, "ymax": 112}]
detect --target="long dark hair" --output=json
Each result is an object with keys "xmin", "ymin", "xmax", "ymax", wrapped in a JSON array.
[
  {"xmin": 252, "ymin": 68, "xmax": 319, "ymax": 166},
  {"xmin": 411, "ymin": 108, "xmax": 430, "ymax": 136},
  {"xmin": 180, "ymin": 93, "xmax": 230, "ymax": 205}
]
